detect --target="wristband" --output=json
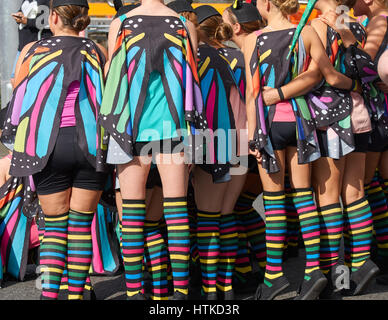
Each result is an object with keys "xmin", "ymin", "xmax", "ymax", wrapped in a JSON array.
[{"xmin": 277, "ymin": 87, "xmax": 285, "ymax": 101}]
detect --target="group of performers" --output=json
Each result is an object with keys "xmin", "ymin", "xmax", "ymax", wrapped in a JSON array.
[{"xmin": 0, "ymin": 0, "xmax": 388, "ymax": 301}]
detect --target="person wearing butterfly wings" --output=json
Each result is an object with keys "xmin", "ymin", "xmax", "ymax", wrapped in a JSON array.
[
  {"xmin": 1, "ymin": 0, "xmax": 109, "ymax": 300},
  {"xmin": 243, "ymin": 0, "xmax": 357, "ymax": 300},
  {"xmin": 319, "ymin": 0, "xmax": 388, "ymax": 293},
  {"xmin": 100, "ymin": 0, "xmax": 203, "ymax": 300}
]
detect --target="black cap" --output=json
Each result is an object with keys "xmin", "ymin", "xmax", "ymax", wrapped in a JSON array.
[
  {"xmin": 230, "ymin": 2, "xmax": 262, "ymax": 24},
  {"xmin": 195, "ymin": 5, "xmax": 221, "ymax": 24},
  {"xmin": 52, "ymin": 0, "xmax": 89, "ymax": 9},
  {"xmin": 167, "ymin": 0, "xmax": 194, "ymax": 14}
]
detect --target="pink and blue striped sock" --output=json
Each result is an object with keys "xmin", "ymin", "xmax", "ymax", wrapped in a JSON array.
[
  {"xmin": 121, "ymin": 199, "xmax": 146, "ymax": 298},
  {"xmin": 163, "ymin": 197, "xmax": 190, "ymax": 296},
  {"xmin": 39, "ymin": 212, "xmax": 69, "ymax": 300},
  {"xmin": 67, "ymin": 209, "xmax": 94, "ymax": 300},
  {"xmin": 262, "ymin": 191, "xmax": 287, "ymax": 287}
]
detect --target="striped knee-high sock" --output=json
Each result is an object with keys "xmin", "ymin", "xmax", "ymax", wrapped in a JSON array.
[
  {"xmin": 318, "ymin": 203, "xmax": 343, "ymax": 273},
  {"xmin": 365, "ymin": 181, "xmax": 388, "ymax": 260},
  {"xmin": 291, "ymin": 189, "xmax": 321, "ymax": 276},
  {"xmin": 144, "ymin": 220, "xmax": 169, "ymax": 300},
  {"xmin": 67, "ymin": 209, "xmax": 94, "ymax": 300},
  {"xmin": 121, "ymin": 199, "xmax": 146, "ymax": 297},
  {"xmin": 343, "ymin": 214, "xmax": 352, "ymax": 268},
  {"xmin": 285, "ymin": 175, "xmax": 300, "ymax": 251},
  {"xmin": 163, "ymin": 197, "xmax": 190, "ymax": 296},
  {"xmin": 217, "ymin": 214, "xmax": 239, "ymax": 294},
  {"xmin": 285, "ymin": 192, "xmax": 300, "ymax": 251},
  {"xmin": 382, "ymin": 179, "xmax": 388, "ymax": 200},
  {"xmin": 343, "ymin": 198, "xmax": 373, "ymax": 272},
  {"xmin": 262, "ymin": 191, "xmax": 287, "ymax": 287},
  {"xmin": 235, "ymin": 230, "xmax": 253, "ymax": 274},
  {"xmin": 235, "ymin": 192, "xmax": 266, "ymax": 270},
  {"xmin": 39, "ymin": 212, "xmax": 69, "ymax": 300},
  {"xmin": 188, "ymin": 189, "xmax": 199, "ymax": 264},
  {"xmin": 197, "ymin": 210, "xmax": 221, "ymax": 294}
]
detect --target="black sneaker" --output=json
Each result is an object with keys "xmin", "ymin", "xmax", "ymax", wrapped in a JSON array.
[
  {"xmin": 200, "ymin": 292, "xmax": 218, "ymax": 300},
  {"xmin": 233, "ymin": 271, "xmax": 261, "ymax": 294},
  {"xmin": 172, "ymin": 291, "xmax": 188, "ymax": 300},
  {"xmin": 342, "ymin": 259, "xmax": 379, "ymax": 296},
  {"xmin": 218, "ymin": 289, "xmax": 235, "ymax": 300},
  {"xmin": 255, "ymin": 276, "xmax": 290, "ymax": 300},
  {"xmin": 294, "ymin": 270, "xmax": 327, "ymax": 300},
  {"xmin": 127, "ymin": 292, "xmax": 147, "ymax": 300}
]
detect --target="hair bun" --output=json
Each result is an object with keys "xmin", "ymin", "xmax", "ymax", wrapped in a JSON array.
[
  {"xmin": 215, "ymin": 22, "xmax": 233, "ymax": 42},
  {"xmin": 273, "ymin": 0, "xmax": 299, "ymax": 15}
]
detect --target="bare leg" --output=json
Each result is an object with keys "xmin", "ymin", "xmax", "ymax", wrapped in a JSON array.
[
  {"xmin": 342, "ymin": 152, "xmax": 367, "ymax": 205},
  {"xmin": 312, "ymin": 157, "xmax": 345, "ymax": 207}
]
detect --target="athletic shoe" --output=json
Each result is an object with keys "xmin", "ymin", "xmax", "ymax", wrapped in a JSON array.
[
  {"xmin": 342, "ymin": 259, "xmax": 379, "ymax": 296},
  {"xmin": 294, "ymin": 270, "xmax": 327, "ymax": 300},
  {"xmin": 255, "ymin": 276, "xmax": 290, "ymax": 300}
]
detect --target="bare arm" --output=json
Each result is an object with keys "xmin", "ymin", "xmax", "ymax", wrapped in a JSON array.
[
  {"xmin": 320, "ymin": 10, "xmax": 386, "ymax": 60},
  {"xmin": 263, "ymin": 59, "xmax": 323, "ymax": 105},
  {"xmin": 378, "ymin": 49, "xmax": 388, "ymax": 85},
  {"xmin": 305, "ymin": 24, "xmax": 353, "ymax": 90}
]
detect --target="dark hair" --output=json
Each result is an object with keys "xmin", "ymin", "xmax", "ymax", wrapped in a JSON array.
[
  {"xmin": 224, "ymin": 7, "xmax": 263, "ymax": 36},
  {"xmin": 50, "ymin": 0, "xmax": 90, "ymax": 32},
  {"xmin": 198, "ymin": 15, "xmax": 233, "ymax": 46}
]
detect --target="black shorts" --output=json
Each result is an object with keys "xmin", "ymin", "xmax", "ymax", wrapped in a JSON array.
[
  {"xmin": 368, "ymin": 128, "xmax": 388, "ymax": 152},
  {"xmin": 132, "ymin": 139, "xmax": 184, "ymax": 156},
  {"xmin": 33, "ymin": 127, "xmax": 107, "ymax": 195},
  {"xmin": 269, "ymin": 122, "xmax": 297, "ymax": 150},
  {"xmin": 353, "ymin": 132, "xmax": 370, "ymax": 153}
]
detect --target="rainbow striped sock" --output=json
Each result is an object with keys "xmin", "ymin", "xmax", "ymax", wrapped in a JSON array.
[
  {"xmin": 285, "ymin": 175, "xmax": 300, "ymax": 251},
  {"xmin": 121, "ymin": 199, "xmax": 146, "ymax": 297},
  {"xmin": 67, "ymin": 209, "xmax": 94, "ymax": 300},
  {"xmin": 197, "ymin": 210, "xmax": 221, "ymax": 294},
  {"xmin": 285, "ymin": 192, "xmax": 300, "ymax": 252},
  {"xmin": 234, "ymin": 193, "xmax": 254, "ymax": 275},
  {"xmin": 383, "ymin": 179, "xmax": 388, "ymax": 200},
  {"xmin": 365, "ymin": 181, "xmax": 388, "ymax": 260},
  {"xmin": 318, "ymin": 203, "xmax": 343, "ymax": 273},
  {"xmin": 343, "ymin": 198, "xmax": 373, "ymax": 272},
  {"xmin": 235, "ymin": 192, "xmax": 266, "ymax": 270},
  {"xmin": 144, "ymin": 220, "xmax": 169, "ymax": 300},
  {"xmin": 235, "ymin": 232, "xmax": 253, "ymax": 275},
  {"xmin": 39, "ymin": 212, "xmax": 68, "ymax": 300},
  {"xmin": 188, "ymin": 191, "xmax": 199, "ymax": 264},
  {"xmin": 163, "ymin": 197, "xmax": 190, "ymax": 296},
  {"xmin": 262, "ymin": 191, "xmax": 287, "ymax": 287},
  {"xmin": 216, "ymin": 214, "xmax": 238, "ymax": 294},
  {"xmin": 291, "ymin": 188, "xmax": 320, "ymax": 277}
]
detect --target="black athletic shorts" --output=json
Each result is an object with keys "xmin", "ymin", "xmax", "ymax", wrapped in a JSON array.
[
  {"xmin": 269, "ymin": 122, "xmax": 297, "ymax": 150},
  {"xmin": 368, "ymin": 128, "xmax": 388, "ymax": 152},
  {"xmin": 353, "ymin": 132, "xmax": 370, "ymax": 153},
  {"xmin": 33, "ymin": 127, "xmax": 108, "ymax": 195}
]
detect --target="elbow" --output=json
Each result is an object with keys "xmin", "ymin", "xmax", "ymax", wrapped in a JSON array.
[{"xmin": 326, "ymin": 73, "xmax": 341, "ymax": 88}]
